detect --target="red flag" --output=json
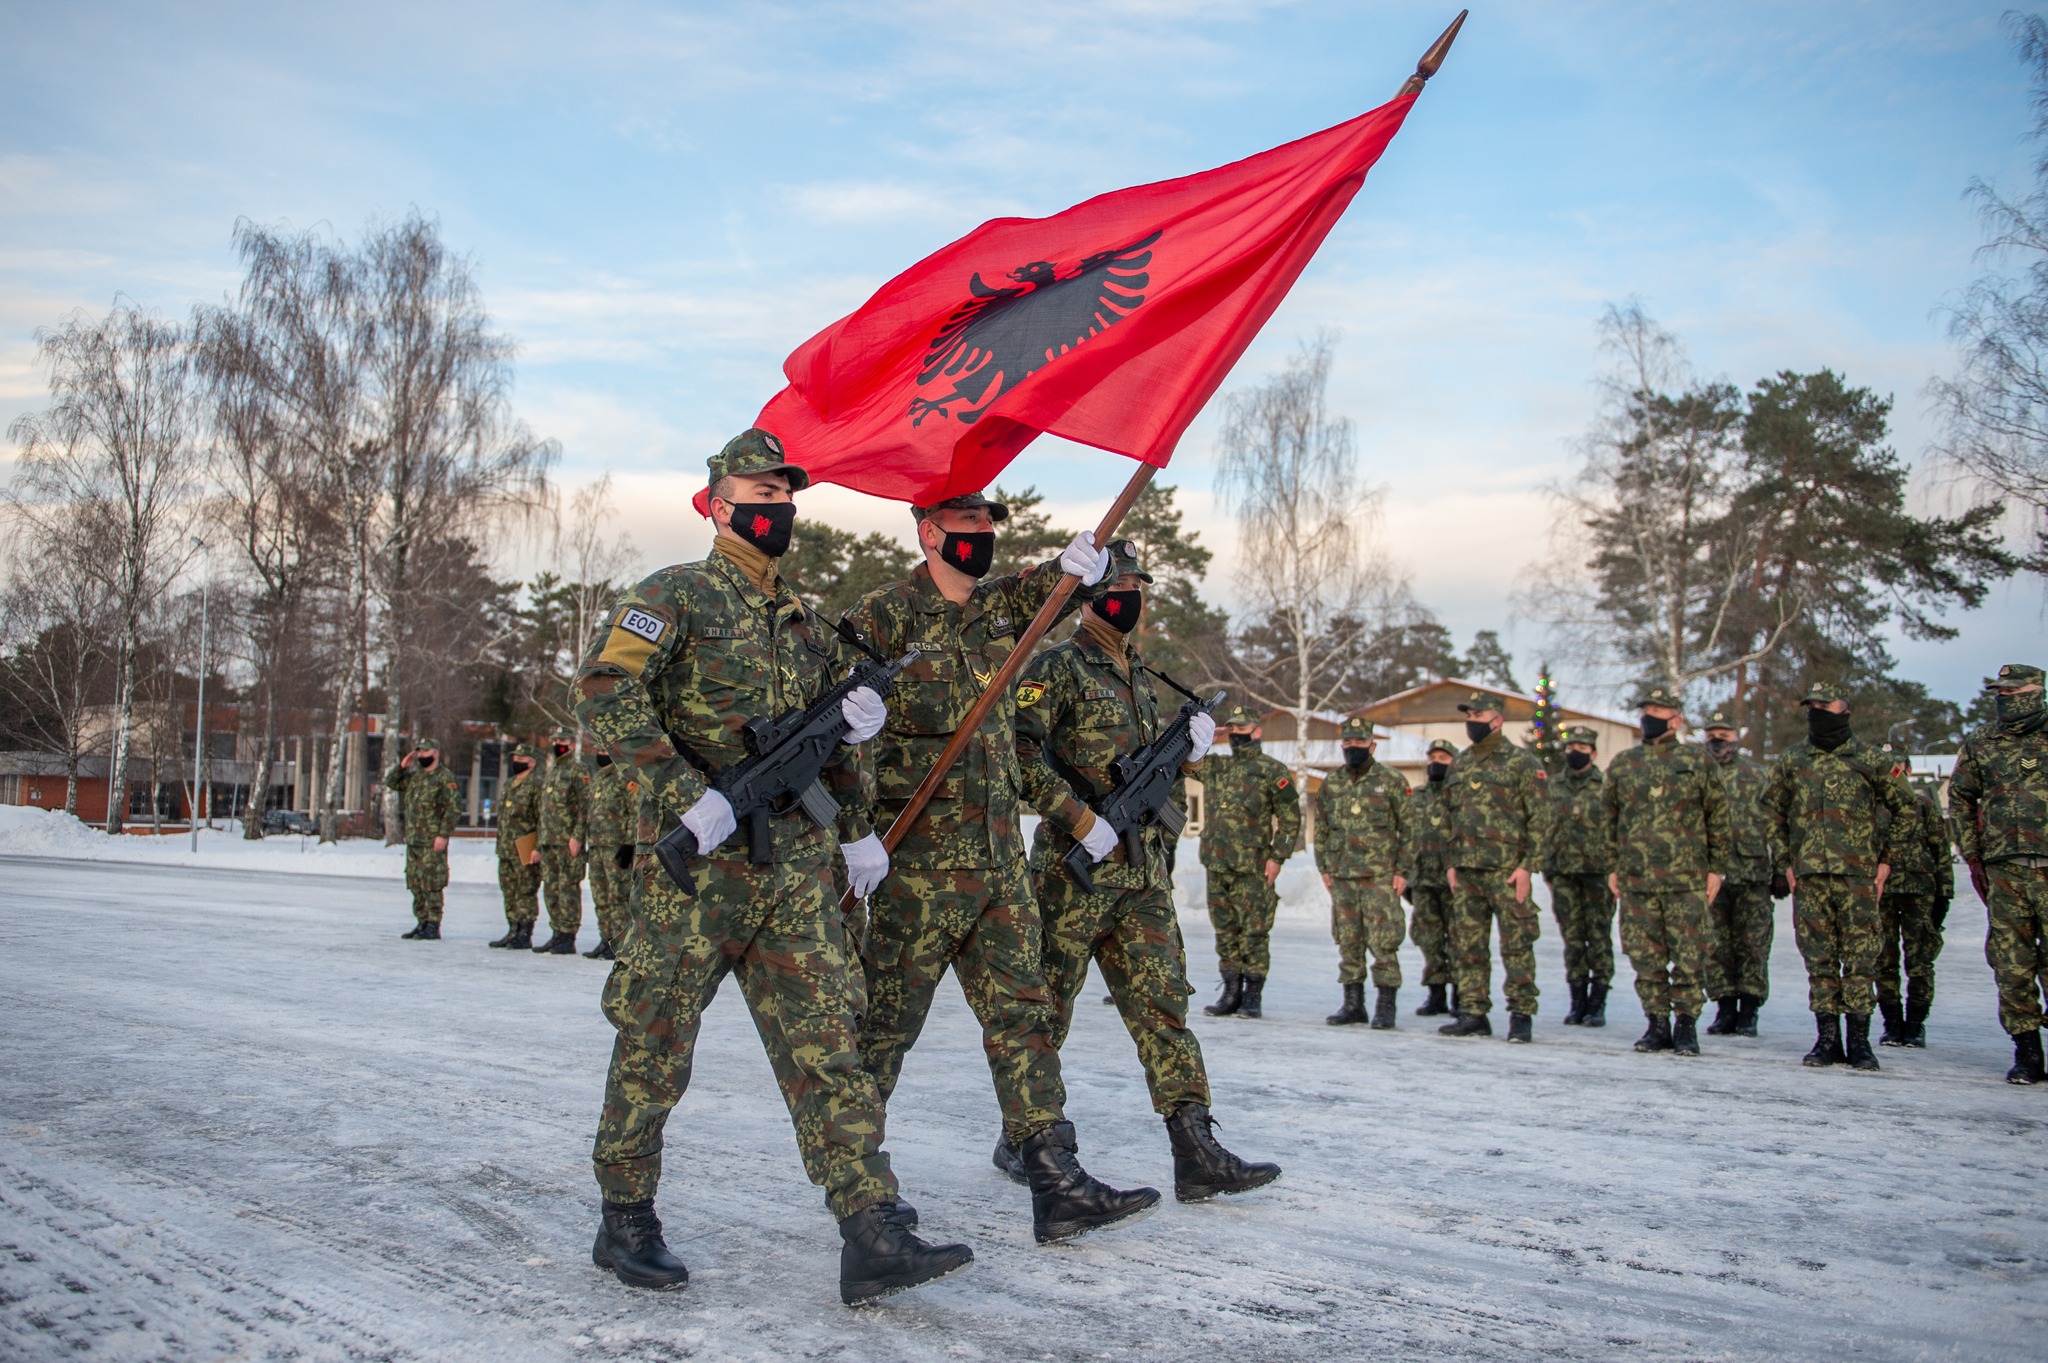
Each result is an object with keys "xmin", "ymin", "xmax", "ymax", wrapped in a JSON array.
[{"xmin": 696, "ymin": 93, "xmax": 1418, "ymax": 514}]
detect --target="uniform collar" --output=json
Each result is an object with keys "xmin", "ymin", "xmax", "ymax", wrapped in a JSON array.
[{"xmin": 708, "ymin": 546, "xmax": 790, "ymax": 611}]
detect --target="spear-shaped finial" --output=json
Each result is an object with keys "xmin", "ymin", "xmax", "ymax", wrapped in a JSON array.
[{"xmin": 1397, "ymin": 9, "xmax": 1467, "ymax": 97}]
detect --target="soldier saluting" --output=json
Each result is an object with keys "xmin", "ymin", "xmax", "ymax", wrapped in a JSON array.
[
  {"xmin": 386, "ymin": 737, "xmax": 460, "ymax": 941},
  {"xmin": 488, "ymin": 742, "xmax": 543, "ymax": 949},
  {"xmin": 1192, "ymin": 705, "xmax": 1301, "ymax": 1020},
  {"xmin": 1314, "ymin": 718, "xmax": 1412, "ymax": 1028}
]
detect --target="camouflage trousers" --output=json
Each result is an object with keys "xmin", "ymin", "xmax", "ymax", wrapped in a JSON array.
[
  {"xmin": 1450, "ymin": 868, "xmax": 1540, "ymax": 1016},
  {"xmin": 1328, "ymin": 877, "xmax": 1404, "ymax": 987},
  {"xmin": 1035, "ymin": 866, "xmax": 1208, "ymax": 1116},
  {"xmin": 1876, "ymin": 889, "xmax": 1944, "ymax": 1005},
  {"xmin": 859, "ymin": 856, "xmax": 1068, "ymax": 1145},
  {"xmin": 405, "ymin": 843, "xmax": 448, "ymax": 926},
  {"xmin": 541, "ymin": 845, "xmax": 587, "ymax": 938},
  {"xmin": 592, "ymin": 850, "xmax": 897, "ymax": 1220},
  {"xmin": 1206, "ymin": 868, "xmax": 1279, "ymax": 978},
  {"xmin": 1547, "ymin": 872, "xmax": 1615, "ymax": 984},
  {"xmin": 1618, "ymin": 880, "xmax": 1711, "ymax": 1018},
  {"xmin": 1408, "ymin": 883, "xmax": 1453, "ymax": 988},
  {"xmin": 1703, "ymin": 878, "xmax": 1774, "ymax": 1002},
  {"xmin": 496, "ymin": 854, "xmax": 541, "ymax": 928},
  {"xmin": 1985, "ymin": 863, "xmax": 2048, "ymax": 1036},
  {"xmin": 1792, "ymin": 872, "xmax": 1881, "ymax": 1016},
  {"xmin": 588, "ymin": 842, "xmax": 636, "ymax": 946}
]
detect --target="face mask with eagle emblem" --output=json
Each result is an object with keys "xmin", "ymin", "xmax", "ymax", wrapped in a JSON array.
[
  {"xmin": 938, "ymin": 529, "xmax": 996, "ymax": 579},
  {"xmin": 726, "ymin": 501, "xmax": 796, "ymax": 558},
  {"xmin": 1095, "ymin": 589, "xmax": 1142, "ymax": 634}
]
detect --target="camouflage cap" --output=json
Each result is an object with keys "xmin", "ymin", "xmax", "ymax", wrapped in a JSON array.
[
  {"xmin": 1339, "ymin": 716, "xmax": 1380, "ymax": 741},
  {"xmin": 1103, "ymin": 538, "xmax": 1153, "ymax": 584},
  {"xmin": 1221, "ymin": 704, "xmax": 1261, "ymax": 727},
  {"xmin": 1702, "ymin": 709, "xmax": 1739, "ymax": 733},
  {"xmin": 1632, "ymin": 683, "xmax": 1684, "ymax": 711},
  {"xmin": 1456, "ymin": 689, "xmax": 1507, "ymax": 715},
  {"xmin": 1426, "ymin": 737, "xmax": 1459, "ymax": 759},
  {"xmin": 707, "ymin": 428, "xmax": 809, "ymax": 493},
  {"xmin": 910, "ymin": 490, "xmax": 1009, "ymax": 524},
  {"xmin": 510, "ymin": 741, "xmax": 537, "ymax": 759},
  {"xmin": 550, "ymin": 729, "xmax": 575, "ymax": 745},
  {"xmin": 414, "ymin": 737, "xmax": 442, "ymax": 753},
  {"xmin": 1986, "ymin": 662, "xmax": 2045, "ymax": 690},
  {"xmin": 1800, "ymin": 679, "xmax": 1850, "ymax": 705},
  {"xmin": 1563, "ymin": 725, "xmax": 1599, "ymax": 747}
]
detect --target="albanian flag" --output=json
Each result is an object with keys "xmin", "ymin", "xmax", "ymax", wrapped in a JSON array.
[{"xmin": 697, "ymin": 92, "xmax": 1419, "ymax": 513}]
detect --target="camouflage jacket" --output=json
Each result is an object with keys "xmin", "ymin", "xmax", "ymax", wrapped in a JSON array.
[
  {"xmin": 1950, "ymin": 720, "xmax": 2048, "ymax": 865},
  {"xmin": 575, "ymin": 550, "xmax": 870, "ymax": 862},
  {"xmin": 540, "ymin": 755, "xmax": 591, "ymax": 847},
  {"xmin": 1014, "ymin": 625, "xmax": 1172, "ymax": 892},
  {"xmin": 1600, "ymin": 736, "xmax": 1729, "ymax": 884},
  {"xmin": 1440, "ymin": 730, "xmax": 1549, "ymax": 872},
  {"xmin": 1764, "ymin": 737, "xmax": 1914, "ymax": 878},
  {"xmin": 589, "ymin": 759, "xmax": 639, "ymax": 852},
  {"xmin": 384, "ymin": 762, "xmax": 460, "ymax": 846},
  {"xmin": 1313, "ymin": 761, "xmax": 1411, "ymax": 881},
  {"xmin": 1708, "ymin": 749, "xmax": 1775, "ymax": 883},
  {"xmin": 496, "ymin": 768, "xmax": 541, "ymax": 860},
  {"xmin": 1884, "ymin": 783, "xmax": 1955, "ymax": 898},
  {"xmin": 842, "ymin": 557, "xmax": 1084, "ymax": 870},
  {"xmin": 1408, "ymin": 780, "xmax": 1452, "ymax": 886},
  {"xmin": 1544, "ymin": 764, "xmax": 1610, "ymax": 877},
  {"xmin": 1191, "ymin": 739, "xmax": 1300, "ymax": 873}
]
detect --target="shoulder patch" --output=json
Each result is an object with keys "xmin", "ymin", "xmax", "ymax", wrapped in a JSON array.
[
  {"xmin": 617, "ymin": 606, "xmax": 667, "ymax": 644},
  {"xmin": 1277, "ymin": 776, "xmax": 1290, "ymax": 789},
  {"xmin": 1534, "ymin": 769, "xmax": 1547, "ymax": 780},
  {"xmin": 1016, "ymin": 680, "xmax": 1046, "ymax": 708}
]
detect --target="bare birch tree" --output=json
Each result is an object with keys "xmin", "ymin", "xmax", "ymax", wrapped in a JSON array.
[
  {"xmin": 554, "ymin": 473, "xmax": 639, "ymax": 718},
  {"xmin": 0, "ymin": 517, "xmax": 118, "ymax": 814}
]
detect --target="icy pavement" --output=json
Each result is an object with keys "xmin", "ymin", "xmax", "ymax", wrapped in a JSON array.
[{"xmin": 2, "ymin": 853, "xmax": 2042, "ymax": 1362}]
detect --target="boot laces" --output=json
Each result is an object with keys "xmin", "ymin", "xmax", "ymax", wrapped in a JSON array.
[{"xmin": 615, "ymin": 1203, "xmax": 665, "ymax": 1250}]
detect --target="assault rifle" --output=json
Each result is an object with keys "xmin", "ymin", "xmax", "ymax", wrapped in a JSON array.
[
  {"xmin": 1059, "ymin": 672, "xmax": 1224, "ymax": 894},
  {"xmin": 654, "ymin": 620, "xmax": 915, "ymax": 892}
]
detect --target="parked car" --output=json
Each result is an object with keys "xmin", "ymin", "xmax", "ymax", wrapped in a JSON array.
[{"xmin": 261, "ymin": 809, "xmax": 318, "ymax": 836}]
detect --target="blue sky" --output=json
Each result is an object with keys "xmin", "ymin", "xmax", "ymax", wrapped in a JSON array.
[{"xmin": 2, "ymin": 1, "xmax": 2040, "ymax": 710}]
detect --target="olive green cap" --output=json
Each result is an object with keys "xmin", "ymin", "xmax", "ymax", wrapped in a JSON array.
[
  {"xmin": 1703, "ymin": 709, "xmax": 1738, "ymax": 732},
  {"xmin": 414, "ymin": 737, "xmax": 441, "ymax": 753},
  {"xmin": 1222, "ymin": 704, "xmax": 1261, "ymax": 727},
  {"xmin": 707, "ymin": 428, "xmax": 809, "ymax": 492},
  {"xmin": 1799, "ymin": 679, "xmax": 1850, "ymax": 705},
  {"xmin": 1103, "ymin": 538, "xmax": 1152, "ymax": 584},
  {"xmin": 1339, "ymin": 716, "xmax": 1379, "ymax": 741},
  {"xmin": 1987, "ymin": 662, "xmax": 2045, "ymax": 689},
  {"xmin": 550, "ymin": 729, "xmax": 575, "ymax": 744},
  {"xmin": 1457, "ymin": 689, "xmax": 1507, "ymax": 715},
  {"xmin": 1632, "ymin": 683, "xmax": 1684, "ymax": 711},
  {"xmin": 1563, "ymin": 725, "xmax": 1598, "ymax": 747},
  {"xmin": 910, "ymin": 490, "xmax": 1009, "ymax": 523},
  {"xmin": 1426, "ymin": 738, "xmax": 1459, "ymax": 759},
  {"xmin": 510, "ymin": 741, "xmax": 537, "ymax": 759}
]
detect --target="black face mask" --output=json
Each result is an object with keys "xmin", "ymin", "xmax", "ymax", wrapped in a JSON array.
[
  {"xmin": 1464, "ymin": 720, "xmax": 1492, "ymax": 744},
  {"xmin": 1807, "ymin": 707, "xmax": 1853, "ymax": 752},
  {"xmin": 1344, "ymin": 746, "xmax": 1374, "ymax": 770},
  {"xmin": 1640, "ymin": 714, "xmax": 1672, "ymax": 743},
  {"xmin": 1228, "ymin": 733, "xmax": 1258, "ymax": 753},
  {"xmin": 511, "ymin": 759, "xmax": 534, "ymax": 775},
  {"xmin": 1095, "ymin": 590, "xmax": 1142, "ymax": 634},
  {"xmin": 594, "ymin": 753, "xmax": 613, "ymax": 768},
  {"xmin": 938, "ymin": 530, "xmax": 995, "ymax": 579},
  {"xmin": 727, "ymin": 501, "xmax": 796, "ymax": 558},
  {"xmin": 1426, "ymin": 761, "xmax": 1449, "ymax": 783},
  {"xmin": 1565, "ymin": 750, "xmax": 1592, "ymax": 771},
  {"xmin": 419, "ymin": 754, "xmax": 437, "ymax": 769},
  {"xmin": 553, "ymin": 744, "xmax": 572, "ymax": 759},
  {"xmin": 1705, "ymin": 737, "xmax": 1738, "ymax": 761}
]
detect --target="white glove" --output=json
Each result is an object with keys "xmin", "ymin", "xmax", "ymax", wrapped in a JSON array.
[
  {"xmin": 679, "ymin": 788, "xmax": 736, "ymax": 854},
  {"xmin": 1060, "ymin": 529, "xmax": 1110, "ymax": 585},
  {"xmin": 1078, "ymin": 815, "xmax": 1120, "ymax": 863},
  {"xmin": 840, "ymin": 686, "xmax": 887, "ymax": 743},
  {"xmin": 1188, "ymin": 711, "xmax": 1217, "ymax": 753},
  {"xmin": 841, "ymin": 832, "xmax": 891, "ymax": 897}
]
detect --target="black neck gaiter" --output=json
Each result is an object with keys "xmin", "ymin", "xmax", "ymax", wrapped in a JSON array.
[{"xmin": 1807, "ymin": 708, "xmax": 1854, "ymax": 752}]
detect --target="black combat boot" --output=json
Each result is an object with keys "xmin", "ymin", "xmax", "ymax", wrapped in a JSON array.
[
  {"xmin": 1563, "ymin": 979, "xmax": 1587, "ymax": 1026},
  {"xmin": 1237, "ymin": 976, "xmax": 1266, "ymax": 1019},
  {"xmin": 1583, "ymin": 980, "xmax": 1609, "ymax": 1028},
  {"xmin": 1672, "ymin": 1014, "xmax": 1701, "ymax": 1056},
  {"xmin": 1506, "ymin": 1013, "xmax": 1533, "ymax": 1044},
  {"xmin": 1017, "ymin": 1121, "xmax": 1160, "ymax": 1245},
  {"xmin": 1704, "ymin": 997, "xmax": 1738, "ymax": 1035},
  {"xmin": 1904, "ymin": 991, "xmax": 1930, "ymax": 1048},
  {"xmin": 1439, "ymin": 1011, "xmax": 1492, "ymax": 1038},
  {"xmin": 991, "ymin": 1133, "xmax": 1026, "ymax": 1185},
  {"xmin": 1633, "ymin": 1014, "xmax": 1673, "ymax": 1053},
  {"xmin": 583, "ymin": 939, "xmax": 614, "ymax": 960},
  {"xmin": 534, "ymin": 930, "xmax": 577, "ymax": 955},
  {"xmin": 592, "ymin": 1199, "xmax": 689, "ymax": 1290},
  {"xmin": 837, "ymin": 1204, "xmax": 973, "ymax": 1305},
  {"xmin": 1844, "ymin": 1013, "xmax": 1881, "ymax": 1071},
  {"xmin": 1876, "ymin": 997, "xmax": 1907, "ymax": 1047},
  {"xmin": 1415, "ymin": 983, "xmax": 1450, "ymax": 1017},
  {"xmin": 1203, "ymin": 972, "xmax": 1242, "ymax": 1017},
  {"xmin": 1165, "ymin": 1103, "xmax": 1282, "ymax": 1201},
  {"xmin": 400, "ymin": 922, "xmax": 437, "ymax": 939},
  {"xmin": 1326, "ymin": 982, "xmax": 1367, "ymax": 1026},
  {"xmin": 1733, "ymin": 994, "xmax": 1759, "ymax": 1037},
  {"xmin": 2007, "ymin": 1029, "xmax": 2045, "ymax": 1085},
  {"xmin": 489, "ymin": 922, "xmax": 533, "ymax": 949},
  {"xmin": 1370, "ymin": 985, "xmax": 1399, "ymax": 1031},
  {"xmin": 1802, "ymin": 1013, "xmax": 1842, "ymax": 1068}
]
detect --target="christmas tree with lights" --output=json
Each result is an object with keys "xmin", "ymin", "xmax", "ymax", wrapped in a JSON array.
[{"xmin": 1527, "ymin": 663, "xmax": 1564, "ymax": 772}]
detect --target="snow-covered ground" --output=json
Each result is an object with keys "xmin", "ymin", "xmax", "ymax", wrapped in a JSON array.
[{"xmin": 2, "ymin": 829, "xmax": 2043, "ymax": 1361}]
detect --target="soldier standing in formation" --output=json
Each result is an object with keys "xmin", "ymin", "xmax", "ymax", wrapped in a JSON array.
[
  {"xmin": 1192, "ymin": 705, "xmax": 1301, "ymax": 1020},
  {"xmin": 536, "ymin": 729, "xmax": 591, "ymax": 955},
  {"xmin": 576, "ymin": 430, "xmax": 970, "ymax": 1304},
  {"xmin": 1439, "ymin": 690, "xmax": 1550, "ymax": 1042},
  {"xmin": 1602, "ymin": 686, "xmax": 1728, "ymax": 1057},
  {"xmin": 1949, "ymin": 662, "xmax": 2048, "ymax": 1085},
  {"xmin": 489, "ymin": 742, "xmax": 543, "ymax": 949},
  {"xmin": 1010, "ymin": 543, "xmax": 1279, "ymax": 1201},
  {"xmin": 584, "ymin": 751, "xmax": 639, "ymax": 961},
  {"xmin": 1700, "ymin": 710, "xmax": 1774, "ymax": 1037},
  {"xmin": 1314, "ymin": 718, "xmax": 1411, "ymax": 1029},
  {"xmin": 386, "ymin": 738, "xmax": 461, "ymax": 941},
  {"xmin": 1873, "ymin": 763, "xmax": 1952, "ymax": 1049},
  {"xmin": 1407, "ymin": 737, "xmax": 1458, "ymax": 1017},
  {"xmin": 845, "ymin": 490, "xmax": 1163, "ymax": 1245},
  {"xmin": 1545, "ymin": 725, "xmax": 1614, "ymax": 1029},
  {"xmin": 1765, "ymin": 680, "xmax": 1914, "ymax": 1073}
]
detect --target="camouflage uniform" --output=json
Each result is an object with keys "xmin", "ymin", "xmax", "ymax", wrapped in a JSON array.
[
  {"xmin": 496, "ymin": 744, "xmax": 543, "ymax": 929},
  {"xmin": 385, "ymin": 743, "xmax": 461, "ymax": 928},
  {"xmin": 574, "ymin": 433, "xmax": 897, "ymax": 1220},
  {"xmin": 1949, "ymin": 663, "xmax": 2048, "ymax": 1039},
  {"xmin": 1190, "ymin": 710, "xmax": 1301, "ymax": 980},
  {"xmin": 1875, "ymin": 778, "xmax": 1953, "ymax": 1009},
  {"xmin": 1764, "ymin": 688, "xmax": 1914, "ymax": 1019},
  {"xmin": 587, "ymin": 757, "xmax": 640, "ymax": 949},
  {"xmin": 1440, "ymin": 696, "xmax": 1550, "ymax": 1018},
  {"xmin": 1702, "ymin": 713, "xmax": 1776, "ymax": 1004},
  {"xmin": 1600, "ymin": 706, "xmax": 1729, "ymax": 1020},
  {"xmin": 1544, "ymin": 728, "xmax": 1614, "ymax": 988},
  {"xmin": 540, "ymin": 734, "xmax": 592, "ymax": 941},
  {"xmin": 1014, "ymin": 611, "xmax": 1208, "ymax": 1115},
  {"xmin": 1407, "ymin": 741, "xmax": 1458, "ymax": 993},
  {"xmin": 1313, "ymin": 720, "xmax": 1411, "ymax": 988},
  {"xmin": 842, "ymin": 533, "xmax": 1090, "ymax": 1145}
]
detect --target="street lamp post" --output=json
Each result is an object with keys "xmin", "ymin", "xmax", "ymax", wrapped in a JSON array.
[{"xmin": 191, "ymin": 539, "xmax": 210, "ymax": 853}]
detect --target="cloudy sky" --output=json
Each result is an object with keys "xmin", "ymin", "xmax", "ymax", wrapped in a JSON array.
[{"xmin": 2, "ymin": 0, "xmax": 2040, "ymax": 709}]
